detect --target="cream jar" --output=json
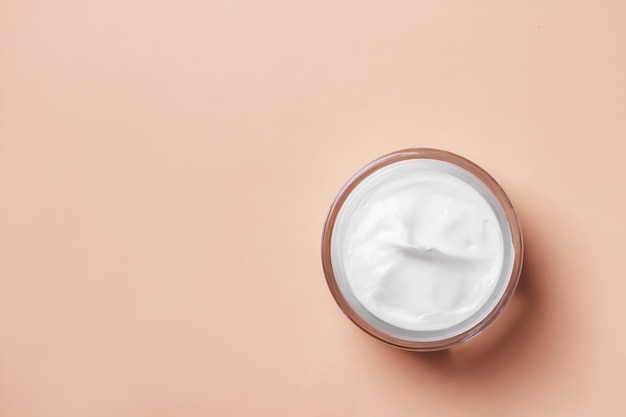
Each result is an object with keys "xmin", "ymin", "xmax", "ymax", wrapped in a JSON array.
[{"xmin": 321, "ymin": 149, "xmax": 523, "ymax": 351}]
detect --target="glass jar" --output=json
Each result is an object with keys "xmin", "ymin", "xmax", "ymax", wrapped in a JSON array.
[{"xmin": 321, "ymin": 148, "xmax": 523, "ymax": 351}]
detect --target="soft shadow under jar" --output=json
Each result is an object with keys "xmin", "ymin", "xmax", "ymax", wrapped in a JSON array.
[{"xmin": 321, "ymin": 149, "xmax": 523, "ymax": 351}]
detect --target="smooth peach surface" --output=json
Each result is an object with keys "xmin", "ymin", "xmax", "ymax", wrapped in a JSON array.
[{"xmin": 1, "ymin": 1, "xmax": 625, "ymax": 416}]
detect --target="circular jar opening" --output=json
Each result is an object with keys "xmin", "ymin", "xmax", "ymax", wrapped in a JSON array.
[{"xmin": 321, "ymin": 149, "xmax": 523, "ymax": 351}]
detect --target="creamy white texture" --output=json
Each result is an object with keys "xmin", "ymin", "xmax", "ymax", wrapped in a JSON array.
[{"xmin": 332, "ymin": 159, "xmax": 506, "ymax": 332}]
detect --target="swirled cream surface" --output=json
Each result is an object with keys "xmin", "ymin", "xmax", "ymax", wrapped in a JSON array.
[{"xmin": 332, "ymin": 159, "xmax": 506, "ymax": 332}]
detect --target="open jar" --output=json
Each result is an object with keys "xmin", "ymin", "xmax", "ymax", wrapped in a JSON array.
[{"xmin": 321, "ymin": 149, "xmax": 523, "ymax": 351}]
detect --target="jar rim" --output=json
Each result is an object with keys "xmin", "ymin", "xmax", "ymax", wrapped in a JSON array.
[{"xmin": 321, "ymin": 148, "xmax": 524, "ymax": 351}]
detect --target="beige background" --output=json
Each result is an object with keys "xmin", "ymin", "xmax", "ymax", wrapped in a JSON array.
[{"xmin": 1, "ymin": 1, "xmax": 625, "ymax": 416}]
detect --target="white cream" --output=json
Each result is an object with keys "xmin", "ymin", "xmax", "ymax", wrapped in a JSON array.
[{"xmin": 331, "ymin": 159, "xmax": 509, "ymax": 334}]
